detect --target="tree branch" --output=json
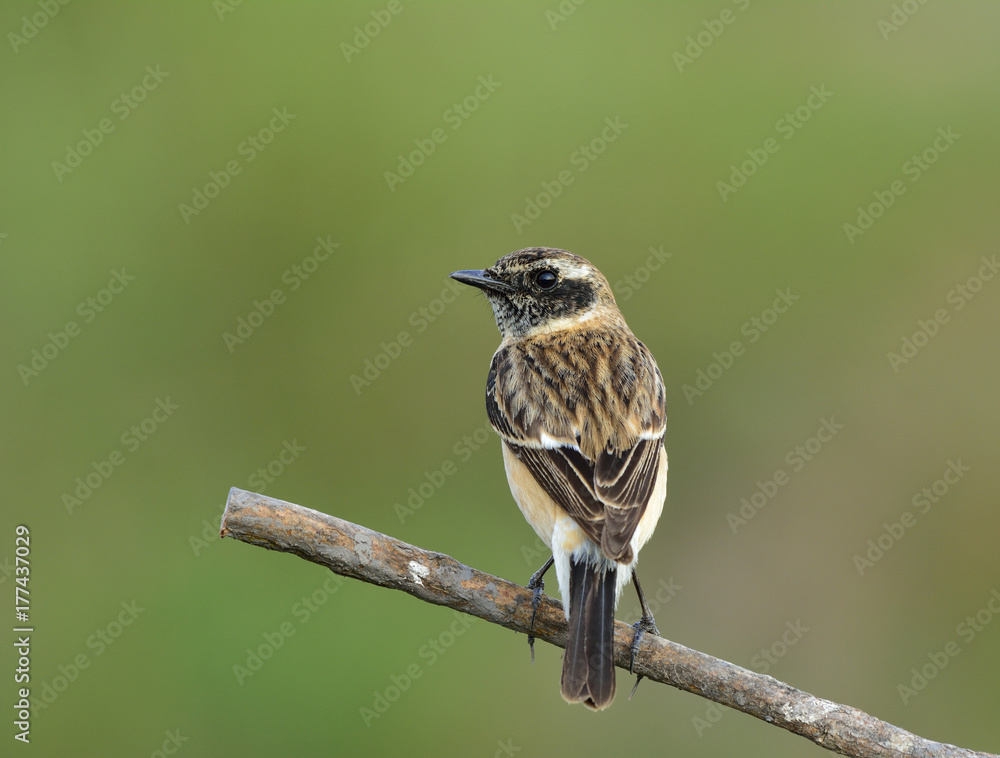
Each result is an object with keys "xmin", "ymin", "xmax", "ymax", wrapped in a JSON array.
[{"xmin": 219, "ymin": 487, "xmax": 995, "ymax": 758}]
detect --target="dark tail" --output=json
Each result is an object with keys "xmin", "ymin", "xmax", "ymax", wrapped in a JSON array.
[{"xmin": 560, "ymin": 557, "xmax": 616, "ymax": 710}]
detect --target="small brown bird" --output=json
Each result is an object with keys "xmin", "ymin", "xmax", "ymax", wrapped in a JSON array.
[{"xmin": 451, "ymin": 247, "xmax": 667, "ymax": 710}]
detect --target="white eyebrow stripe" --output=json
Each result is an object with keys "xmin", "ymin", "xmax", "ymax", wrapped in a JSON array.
[{"xmin": 557, "ymin": 261, "xmax": 592, "ymax": 278}]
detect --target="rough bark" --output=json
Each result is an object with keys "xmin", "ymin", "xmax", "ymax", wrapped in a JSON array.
[{"xmin": 220, "ymin": 487, "xmax": 996, "ymax": 758}]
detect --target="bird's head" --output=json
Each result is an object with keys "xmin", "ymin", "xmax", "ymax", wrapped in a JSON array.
[{"xmin": 450, "ymin": 248, "xmax": 620, "ymax": 338}]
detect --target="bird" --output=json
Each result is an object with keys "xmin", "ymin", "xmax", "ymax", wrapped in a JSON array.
[{"xmin": 450, "ymin": 247, "xmax": 667, "ymax": 711}]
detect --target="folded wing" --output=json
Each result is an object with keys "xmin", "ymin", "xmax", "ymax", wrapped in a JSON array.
[{"xmin": 488, "ymin": 339, "xmax": 665, "ymax": 563}]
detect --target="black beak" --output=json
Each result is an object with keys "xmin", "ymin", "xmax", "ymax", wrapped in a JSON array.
[{"xmin": 449, "ymin": 269, "xmax": 512, "ymax": 293}]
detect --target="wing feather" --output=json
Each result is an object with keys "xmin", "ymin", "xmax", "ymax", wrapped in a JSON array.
[{"xmin": 488, "ymin": 337, "xmax": 665, "ymax": 564}]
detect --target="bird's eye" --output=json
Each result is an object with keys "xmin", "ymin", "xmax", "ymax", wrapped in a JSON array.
[{"xmin": 535, "ymin": 270, "xmax": 558, "ymax": 290}]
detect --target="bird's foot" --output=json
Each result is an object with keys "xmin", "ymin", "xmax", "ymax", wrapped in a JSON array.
[
  {"xmin": 526, "ymin": 574, "xmax": 546, "ymax": 664},
  {"xmin": 628, "ymin": 614, "xmax": 660, "ymax": 700},
  {"xmin": 629, "ymin": 614, "xmax": 659, "ymax": 672}
]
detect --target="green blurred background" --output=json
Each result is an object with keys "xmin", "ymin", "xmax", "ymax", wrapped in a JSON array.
[{"xmin": 2, "ymin": 1, "xmax": 999, "ymax": 756}]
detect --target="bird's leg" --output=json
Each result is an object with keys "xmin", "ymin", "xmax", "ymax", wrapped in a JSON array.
[
  {"xmin": 526, "ymin": 556, "xmax": 554, "ymax": 663},
  {"xmin": 628, "ymin": 571, "xmax": 661, "ymax": 700}
]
